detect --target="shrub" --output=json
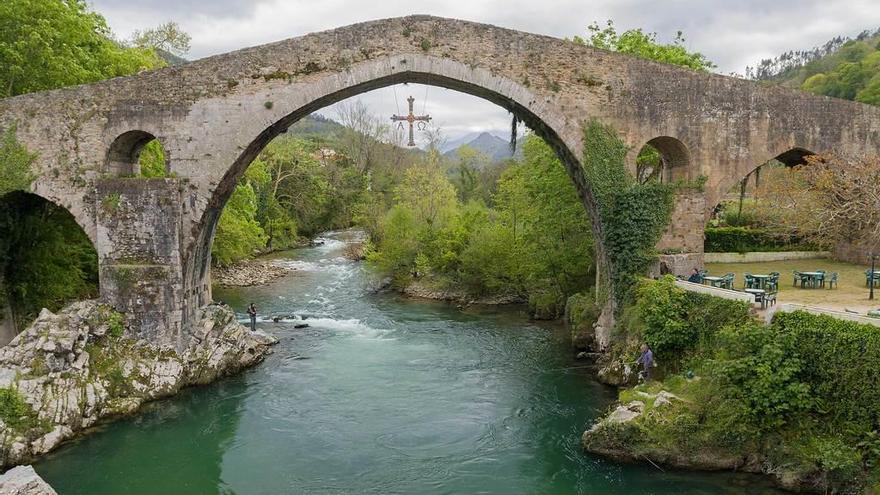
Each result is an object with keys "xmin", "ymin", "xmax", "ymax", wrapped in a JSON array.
[
  {"xmin": 704, "ymin": 226, "xmax": 818, "ymax": 253},
  {"xmin": 772, "ymin": 311, "xmax": 880, "ymax": 429},
  {"xmin": 635, "ymin": 276, "xmax": 751, "ymax": 366},
  {"xmin": 712, "ymin": 322, "xmax": 813, "ymax": 431},
  {"xmin": 0, "ymin": 387, "xmax": 39, "ymax": 433}
]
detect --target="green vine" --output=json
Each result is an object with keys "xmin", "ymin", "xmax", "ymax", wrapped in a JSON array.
[{"xmin": 581, "ymin": 119, "xmax": 675, "ymax": 306}]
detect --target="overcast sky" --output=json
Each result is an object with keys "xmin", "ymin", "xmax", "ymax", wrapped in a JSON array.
[{"xmin": 90, "ymin": 0, "xmax": 880, "ymax": 144}]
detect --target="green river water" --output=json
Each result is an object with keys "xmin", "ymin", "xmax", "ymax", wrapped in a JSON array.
[{"xmin": 33, "ymin": 231, "xmax": 782, "ymax": 494}]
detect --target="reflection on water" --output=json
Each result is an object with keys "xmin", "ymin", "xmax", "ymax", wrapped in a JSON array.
[{"xmin": 34, "ymin": 231, "xmax": 783, "ymax": 494}]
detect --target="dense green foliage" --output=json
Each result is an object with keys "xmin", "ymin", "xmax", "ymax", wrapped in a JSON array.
[
  {"xmin": 211, "ymin": 136, "xmax": 369, "ymax": 266},
  {"xmin": 367, "ymin": 136, "xmax": 594, "ymax": 316},
  {"xmin": 580, "ymin": 120, "xmax": 675, "ymax": 306},
  {"xmin": 613, "ymin": 277, "xmax": 880, "ymax": 490},
  {"xmin": 575, "ymin": 20, "xmax": 715, "ymax": 72},
  {"xmin": 635, "ymin": 276, "xmax": 752, "ymax": 366},
  {"xmin": 138, "ymin": 140, "xmax": 169, "ymax": 178},
  {"xmin": 753, "ymin": 28, "xmax": 880, "ymax": 106},
  {"xmin": 0, "ymin": 0, "xmax": 162, "ymax": 98},
  {"xmin": 704, "ymin": 226, "xmax": 818, "ymax": 253}
]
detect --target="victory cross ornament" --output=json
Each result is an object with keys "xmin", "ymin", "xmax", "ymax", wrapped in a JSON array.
[{"xmin": 391, "ymin": 95, "xmax": 431, "ymax": 146}]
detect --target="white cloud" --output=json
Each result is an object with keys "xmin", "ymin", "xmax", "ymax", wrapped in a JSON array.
[{"xmin": 90, "ymin": 0, "xmax": 880, "ymax": 140}]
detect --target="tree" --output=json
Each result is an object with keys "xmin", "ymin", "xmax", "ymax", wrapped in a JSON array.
[
  {"xmin": 0, "ymin": 0, "xmax": 162, "ymax": 98},
  {"xmin": 212, "ymin": 182, "xmax": 268, "ymax": 267},
  {"xmin": 335, "ymin": 101, "xmax": 388, "ymax": 174},
  {"xmin": 131, "ymin": 21, "xmax": 191, "ymax": 56},
  {"xmin": 575, "ymin": 20, "xmax": 715, "ymax": 72},
  {"xmin": 794, "ymin": 154, "xmax": 880, "ymax": 247}
]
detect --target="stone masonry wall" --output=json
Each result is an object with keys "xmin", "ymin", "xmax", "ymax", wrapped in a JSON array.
[{"xmin": 95, "ymin": 179, "xmax": 184, "ymax": 349}]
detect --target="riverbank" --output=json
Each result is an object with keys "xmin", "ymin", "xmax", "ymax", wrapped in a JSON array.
[
  {"xmin": 0, "ymin": 301, "xmax": 276, "ymax": 470},
  {"xmin": 213, "ymin": 259, "xmax": 294, "ymax": 287},
  {"xmin": 581, "ymin": 276, "xmax": 880, "ymax": 494},
  {"xmin": 402, "ymin": 279, "xmax": 525, "ymax": 306}
]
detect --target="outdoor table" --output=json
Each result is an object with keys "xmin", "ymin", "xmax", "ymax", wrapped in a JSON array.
[
  {"xmin": 702, "ymin": 276, "xmax": 724, "ymax": 287},
  {"xmin": 869, "ymin": 271, "xmax": 880, "ymax": 287},
  {"xmin": 800, "ymin": 271, "xmax": 824, "ymax": 288},
  {"xmin": 751, "ymin": 274, "xmax": 770, "ymax": 289},
  {"xmin": 744, "ymin": 288, "xmax": 767, "ymax": 308}
]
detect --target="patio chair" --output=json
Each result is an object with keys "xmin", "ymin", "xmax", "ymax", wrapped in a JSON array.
[
  {"xmin": 816, "ymin": 270, "xmax": 826, "ymax": 288},
  {"xmin": 723, "ymin": 273, "xmax": 736, "ymax": 290},
  {"xmin": 744, "ymin": 273, "xmax": 754, "ymax": 289},
  {"xmin": 767, "ymin": 275, "xmax": 780, "ymax": 294},
  {"xmin": 793, "ymin": 271, "xmax": 803, "ymax": 288},
  {"xmin": 764, "ymin": 292, "xmax": 777, "ymax": 307},
  {"xmin": 827, "ymin": 272, "xmax": 839, "ymax": 289},
  {"xmin": 866, "ymin": 270, "xmax": 879, "ymax": 288}
]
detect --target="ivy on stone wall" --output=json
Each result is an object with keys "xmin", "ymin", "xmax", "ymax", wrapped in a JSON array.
[{"xmin": 581, "ymin": 119, "xmax": 675, "ymax": 305}]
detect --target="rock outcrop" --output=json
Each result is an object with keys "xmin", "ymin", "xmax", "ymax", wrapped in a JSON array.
[
  {"xmin": 0, "ymin": 301, "xmax": 276, "ymax": 468},
  {"xmin": 0, "ymin": 466, "xmax": 56, "ymax": 495}
]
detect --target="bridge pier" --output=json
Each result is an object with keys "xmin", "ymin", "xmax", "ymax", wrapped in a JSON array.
[
  {"xmin": 96, "ymin": 178, "xmax": 186, "ymax": 349},
  {"xmin": 653, "ymin": 190, "xmax": 707, "ymax": 277}
]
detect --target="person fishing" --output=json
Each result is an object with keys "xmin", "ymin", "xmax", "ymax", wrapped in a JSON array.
[
  {"xmin": 636, "ymin": 344, "xmax": 655, "ymax": 382},
  {"xmin": 247, "ymin": 303, "xmax": 258, "ymax": 331}
]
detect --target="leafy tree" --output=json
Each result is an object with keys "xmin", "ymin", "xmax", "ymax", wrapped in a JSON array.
[
  {"xmin": 131, "ymin": 21, "xmax": 191, "ymax": 56},
  {"xmin": 0, "ymin": 0, "xmax": 162, "ymax": 98},
  {"xmin": 575, "ymin": 20, "xmax": 715, "ymax": 72},
  {"xmin": 212, "ymin": 182, "xmax": 268, "ymax": 267}
]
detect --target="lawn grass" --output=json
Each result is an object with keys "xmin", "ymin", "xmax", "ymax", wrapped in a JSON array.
[{"xmin": 706, "ymin": 258, "xmax": 879, "ymax": 312}]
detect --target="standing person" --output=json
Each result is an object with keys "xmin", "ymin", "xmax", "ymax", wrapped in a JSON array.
[
  {"xmin": 247, "ymin": 303, "xmax": 257, "ymax": 331},
  {"xmin": 636, "ymin": 344, "xmax": 655, "ymax": 381}
]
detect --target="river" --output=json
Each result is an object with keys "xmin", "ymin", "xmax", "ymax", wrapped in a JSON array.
[{"xmin": 33, "ymin": 231, "xmax": 782, "ymax": 494}]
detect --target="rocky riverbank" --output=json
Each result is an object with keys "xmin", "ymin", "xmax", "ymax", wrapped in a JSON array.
[
  {"xmin": 582, "ymin": 387, "xmax": 847, "ymax": 494},
  {"xmin": 0, "ymin": 301, "xmax": 276, "ymax": 470},
  {"xmin": 403, "ymin": 280, "xmax": 524, "ymax": 306},
  {"xmin": 213, "ymin": 260, "xmax": 294, "ymax": 287}
]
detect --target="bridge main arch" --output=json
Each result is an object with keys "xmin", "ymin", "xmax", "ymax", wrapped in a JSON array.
[{"xmin": 181, "ymin": 56, "xmax": 602, "ymax": 321}]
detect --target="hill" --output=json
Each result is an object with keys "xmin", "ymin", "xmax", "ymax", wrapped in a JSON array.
[
  {"xmin": 749, "ymin": 28, "xmax": 880, "ymax": 105},
  {"xmin": 442, "ymin": 132, "xmax": 521, "ymax": 163}
]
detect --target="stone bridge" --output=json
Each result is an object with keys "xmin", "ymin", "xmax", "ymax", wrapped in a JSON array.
[{"xmin": 1, "ymin": 16, "xmax": 879, "ymax": 348}]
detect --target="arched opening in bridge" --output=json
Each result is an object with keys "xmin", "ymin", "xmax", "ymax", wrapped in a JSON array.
[
  {"xmin": 106, "ymin": 130, "xmax": 169, "ymax": 177},
  {"xmin": 0, "ymin": 191, "xmax": 98, "ymax": 344},
  {"xmin": 198, "ymin": 78, "xmax": 596, "ymax": 323},
  {"xmin": 705, "ymin": 147, "xmax": 819, "ymax": 254},
  {"xmin": 636, "ymin": 136, "xmax": 691, "ymax": 184}
]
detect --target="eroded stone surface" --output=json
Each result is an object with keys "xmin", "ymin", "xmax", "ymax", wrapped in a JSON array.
[
  {"xmin": 0, "ymin": 301, "xmax": 276, "ymax": 469},
  {"xmin": 0, "ymin": 466, "xmax": 56, "ymax": 495}
]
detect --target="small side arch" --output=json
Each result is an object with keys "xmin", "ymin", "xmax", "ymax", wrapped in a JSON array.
[
  {"xmin": 773, "ymin": 147, "xmax": 816, "ymax": 167},
  {"xmin": 105, "ymin": 130, "xmax": 168, "ymax": 176},
  {"xmin": 635, "ymin": 136, "xmax": 692, "ymax": 183}
]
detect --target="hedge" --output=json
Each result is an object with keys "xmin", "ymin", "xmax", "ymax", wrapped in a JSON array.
[
  {"xmin": 704, "ymin": 227, "xmax": 819, "ymax": 253},
  {"xmin": 772, "ymin": 310, "xmax": 880, "ymax": 429}
]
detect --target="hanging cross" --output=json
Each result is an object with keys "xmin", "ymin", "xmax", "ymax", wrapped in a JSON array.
[{"xmin": 391, "ymin": 95, "xmax": 431, "ymax": 147}]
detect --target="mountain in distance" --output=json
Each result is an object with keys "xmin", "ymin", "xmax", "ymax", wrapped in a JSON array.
[{"xmin": 442, "ymin": 131, "xmax": 521, "ymax": 164}]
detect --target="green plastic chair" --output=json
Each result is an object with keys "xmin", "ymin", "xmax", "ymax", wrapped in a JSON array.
[{"xmin": 827, "ymin": 272, "xmax": 839, "ymax": 289}]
